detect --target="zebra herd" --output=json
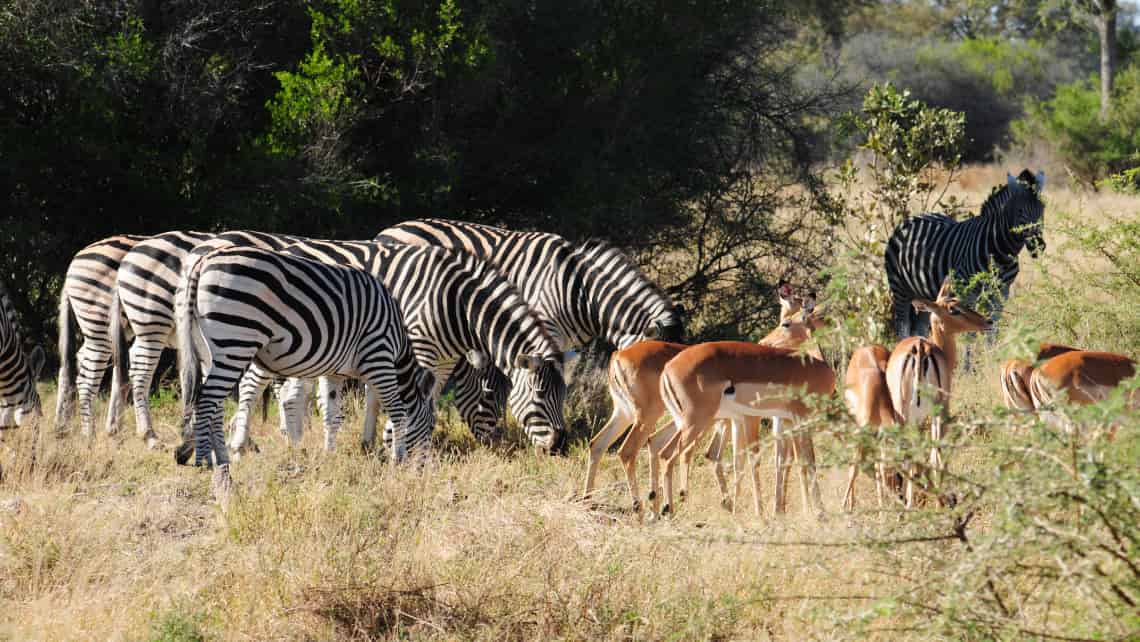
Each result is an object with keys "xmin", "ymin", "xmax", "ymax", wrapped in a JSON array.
[
  {"xmin": 34, "ymin": 218, "xmax": 684, "ymax": 494},
  {"xmin": 4, "ymin": 169, "xmax": 1109, "ymax": 511}
]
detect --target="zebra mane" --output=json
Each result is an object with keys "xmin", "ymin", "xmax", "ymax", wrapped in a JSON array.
[
  {"xmin": 980, "ymin": 173, "xmax": 1042, "ymax": 219},
  {"xmin": 0, "ymin": 280, "xmax": 18, "ymax": 331},
  {"xmin": 577, "ymin": 238, "xmax": 673, "ymax": 307}
]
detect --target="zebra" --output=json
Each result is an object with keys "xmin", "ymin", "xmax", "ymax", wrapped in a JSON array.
[
  {"xmin": 0, "ymin": 280, "xmax": 44, "ymax": 430},
  {"xmin": 111, "ymin": 230, "xmax": 298, "ymax": 448},
  {"xmin": 225, "ymin": 239, "xmax": 567, "ymax": 455},
  {"xmin": 55, "ymin": 234, "xmax": 148, "ymax": 436},
  {"xmin": 175, "ymin": 246, "xmax": 436, "ymax": 495},
  {"xmin": 376, "ymin": 219, "xmax": 683, "ymax": 447},
  {"xmin": 885, "ymin": 170, "xmax": 1046, "ymax": 339}
]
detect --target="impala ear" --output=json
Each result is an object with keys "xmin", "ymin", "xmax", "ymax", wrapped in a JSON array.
[
  {"xmin": 466, "ymin": 350, "xmax": 490, "ymax": 370},
  {"xmin": 777, "ymin": 281, "xmax": 794, "ymax": 301},
  {"xmin": 912, "ymin": 298, "xmax": 935, "ymax": 313},
  {"xmin": 937, "ymin": 276, "xmax": 953, "ymax": 300},
  {"xmin": 27, "ymin": 346, "xmax": 45, "ymax": 380},
  {"xmin": 515, "ymin": 354, "xmax": 542, "ymax": 371}
]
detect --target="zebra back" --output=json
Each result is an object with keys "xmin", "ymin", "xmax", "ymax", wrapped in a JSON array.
[{"xmin": 377, "ymin": 218, "xmax": 682, "ymax": 349}]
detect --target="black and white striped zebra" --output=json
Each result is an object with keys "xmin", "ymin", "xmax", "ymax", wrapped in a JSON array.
[
  {"xmin": 884, "ymin": 170, "xmax": 1046, "ymax": 339},
  {"xmin": 226, "ymin": 239, "xmax": 566, "ymax": 455},
  {"xmin": 55, "ymin": 234, "xmax": 148, "ymax": 436},
  {"xmin": 0, "ymin": 281, "xmax": 44, "ymax": 430},
  {"xmin": 377, "ymin": 219, "xmax": 683, "ymax": 446},
  {"xmin": 111, "ymin": 230, "xmax": 298, "ymax": 448},
  {"xmin": 176, "ymin": 246, "xmax": 435, "ymax": 491}
]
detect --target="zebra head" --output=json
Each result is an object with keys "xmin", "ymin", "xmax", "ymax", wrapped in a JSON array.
[
  {"xmin": 1007, "ymin": 169, "xmax": 1047, "ymax": 258},
  {"xmin": 465, "ymin": 350, "xmax": 508, "ymax": 444},
  {"xmin": 635, "ymin": 304, "xmax": 685, "ymax": 346},
  {"xmin": 395, "ymin": 366, "xmax": 437, "ymax": 463},
  {"xmin": 512, "ymin": 353, "xmax": 568, "ymax": 453},
  {"xmin": 0, "ymin": 345, "xmax": 44, "ymax": 429}
]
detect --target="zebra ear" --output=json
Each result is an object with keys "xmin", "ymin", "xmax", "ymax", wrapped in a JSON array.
[
  {"xmin": 643, "ymin": 323, "xmax": 660, "ymax": 339},
  {"xmin": 1007, "ymin": 172, "xmax": 1017, "ymax": 188},
  {"xmin": 466, "ymin": 349, "xmax": 490, "ymax": 370},
  {"xmin": 27, "ymin": 346, "xmax": 45, "ymax": 380},
  {"xmin": 1035, "ymin": 170, "xmax": 1046, "ymax": 192},
  {"xmin": 515, "ymin": 354, "xmax": 542, "ymax": 371}
]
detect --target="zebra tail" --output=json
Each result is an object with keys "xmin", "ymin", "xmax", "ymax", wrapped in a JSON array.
[
  {"xmin": 54, "ymin": 293, "xmax": 78, "ymax": 430},
  {"xmin": 107, "ymin": 291, "xmax": 129, "ymax": 404},
  {"xmin": 174, "ymin": 253, "xmax": 207, "ymax": 465}
]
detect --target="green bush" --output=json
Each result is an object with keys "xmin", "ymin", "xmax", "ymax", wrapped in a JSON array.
[{"xmin": 1016, "ymin": 64, "xmax": 1140, "ymax": 182}]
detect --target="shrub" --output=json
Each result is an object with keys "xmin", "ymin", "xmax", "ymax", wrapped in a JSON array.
[{"xmin": 1015, "ymin": 63, "xmax": 1140, "ymax": 182}]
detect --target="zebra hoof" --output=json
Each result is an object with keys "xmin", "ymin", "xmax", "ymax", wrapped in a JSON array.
[
  {"xmin": 174, "ymin": 443, "xmax": 194, "ymax": 466},
  {"xmin": 678, "ymin": 489, "xmax": 687, "ymax": 501},
  {"xmin": 143, "ymin": 432, "xmax": 161, "ymax": 450},
  {"xmin": 660, "ymin": 503, "xmax": 672, "ymax": 517}
]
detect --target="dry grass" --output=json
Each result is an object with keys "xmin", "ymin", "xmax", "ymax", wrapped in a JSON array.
[{"xmin": 1, "ymin": 170, "xmax": 1137, "ymax": 640}]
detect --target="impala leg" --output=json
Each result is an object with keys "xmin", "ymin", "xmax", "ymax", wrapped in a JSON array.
[
  {"xmin": 772, "ymin": 418, "xmax": 793, "ymax": 514},
  {"xmin": 747, "ymin": 435, "xmax": 764, "ymax": 517},
  {"xmin": 618, "ymin": 416, "xmax": 656, "ymax": 513},
  {"xmin": 647, "ymin": 422, "xmax": 675, "ymax": 514},
  {"xmin": 585, "ymin": 404, "xmax": 633, "ymax": 502}
]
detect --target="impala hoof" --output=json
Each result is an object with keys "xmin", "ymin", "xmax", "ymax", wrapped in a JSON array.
[
  {"xmin": 721, "ymin": 497, "xmax": 734, "ymax": 511},
  {"xmin": 174, "ymin": 443, "xmax": 193, "ymax": 466},
  {"xmin": 678, "ymin": 489, "xmax": 687, "ymax": 501},
  {"xmin": 660, "ymin": 503, "xmax": 672, "ymax": 516},
  {"xmin": 647, "ymin": 490, "xmax": 656, "ymax": 501}
]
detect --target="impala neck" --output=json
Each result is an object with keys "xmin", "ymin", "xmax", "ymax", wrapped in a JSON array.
[{"xmin": 928, "ymin": 319, "xmax": 957, "ymax": 386}]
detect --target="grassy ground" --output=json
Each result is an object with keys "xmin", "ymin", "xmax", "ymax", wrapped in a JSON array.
[{"xmin": 1, "ymin": 169, "xmax": 1136, "ymax": 640}]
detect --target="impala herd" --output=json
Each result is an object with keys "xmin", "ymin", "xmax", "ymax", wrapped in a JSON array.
[{"xmin": 586, "ymin": 278, "xmax": 1138, "ymax": 518}]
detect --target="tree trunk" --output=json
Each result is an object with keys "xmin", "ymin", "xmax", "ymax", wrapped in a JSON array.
[{"xmin": 1098, "ymin": 0, "xmax": 1117, "ymax": 121}]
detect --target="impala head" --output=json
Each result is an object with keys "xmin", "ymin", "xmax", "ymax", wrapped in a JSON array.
[
  {"xmin": 911, "ymin": 278, "xmax": 992, "ymax": 335},
  {"xmin": 1006, "ymin": 169, "xmax": 1046, "ymax": 258},
  {"xmin": 762, "ymin": 285, "xmax": 827, "ymax": 350},
  {"xmin": 513, "ymin": 353, "xmax": 568, "ymax": 453}
]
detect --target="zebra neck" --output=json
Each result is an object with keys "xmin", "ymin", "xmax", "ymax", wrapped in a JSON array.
[
  {"xmin": 928, "ymin": 321, "xmax": 958, "ymax": 389},
  {"xmin": 985, "ymin": 202, "xmax": 1024, "ymax": 261}
]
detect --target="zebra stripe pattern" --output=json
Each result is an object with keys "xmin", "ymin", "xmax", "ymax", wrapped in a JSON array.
[
  {"xmin": 0, "ymin": 281, "xmax": 43, "ymax": 429},
  {"xmin": 377, "ymin": 219, "xmax": 682, "ymax": 446},
  {"xmin": 176, "ymin": 246, "xmax": 435, "ymax": 479},
  {"xmin": 884, "ymin": 170, "xmax": 1046, "ymax": 339},
  {"xmin": 229, "ymin": 239, "xmax": 566, "ymax": 454},
  {"xmin": 113, "ymin": 230, "xmax": 298, "ymax": 448},
  {"xmin": 55, "ymin": 234, "xmax": 147, "ymax": 435}
]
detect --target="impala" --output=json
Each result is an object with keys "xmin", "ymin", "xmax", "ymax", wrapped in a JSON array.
[
  {"xmin": 999, "ymin": 343, "xmax": 1078, "ymax": 411},
  {"xmin": 1029, "ymin": 349, "xmax": 1138, "ymax": 434},
  {"xmin": 841, "ymin": 345, "xmax": 899, "ymax": 511},
  {"xmin": 886, "ymin": 277, "xmax": 991, "ymax": 508},
  {"xmin": 583, "ymin": 284, "xmax": 819, "ymax": 513},
  {"xmin": 650, "ymin": 340, "xmax": 836, "ymax": 517}
]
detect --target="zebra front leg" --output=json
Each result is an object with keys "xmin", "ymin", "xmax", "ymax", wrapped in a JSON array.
[
  {"xmin": 892, "ymin": 296, "xmax": 915, "ymax": 339},
  {"xmin": 317, "ymin": 376, "xmax": 345, "ymax": 452},
  {"xmin": 277, "ymin": 378, "xmax": 310, "ymax": 446},
  {"xmin": 228, "ymin": 365, "xmax": 277, "ymax": 456},
  {"xmin": 361, "ymin": 385, "xmax": 383, "ymax": 453}
]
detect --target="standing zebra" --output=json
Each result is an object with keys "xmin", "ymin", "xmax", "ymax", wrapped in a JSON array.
[
  {"xmin": 111, "ymin": 230, "xmax": 298, "ymax": 448},
  {"xmin": 176, "ymin": 247, "xmax": 435, "ymax": 495},
  {"xmin": 885, "ymin": 170, "xmax": 1046, "ymax": 339},
  {"xmin": 377, "ymin": 219, "xmax": 683, "ymax": 447},
  {"xmin": 55, "ymin": 234, "xmax": 148, "ymax": 436},
  {"xmin": 226, "ymin": 239, "xmax": 566, "ymax": 456},
  {"xmin": 0, "ymin": 280, "xmax": 44, "ymax": 430}
]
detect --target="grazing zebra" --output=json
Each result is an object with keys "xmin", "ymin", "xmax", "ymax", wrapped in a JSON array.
[
  {"xmin": 176, "ymin": 246, "xmax": 435, "ymax": 493},
  {"xmin": 884, "ymin": 170, "xmax": 1046, "ymax": 339},
  {"xmin": 55, "ymin": 234, "xmax": 148, "ymax": 436},
  {"xmin": 227, "ymin": 239, "xmax": 566, "ymax": 455},
  {"xmin": 111, "ymin": 230, "xmax": 298, "ymax": 448},
  {"xmin": 0, "ymin": 281, "xmax": 44, "ymax": 430},
  {"xmin": 377, "ymin": 219, "xmax": 683, "ymax": 446}
]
